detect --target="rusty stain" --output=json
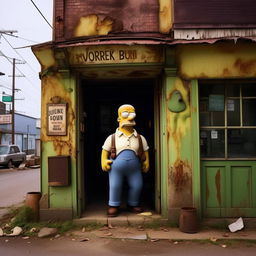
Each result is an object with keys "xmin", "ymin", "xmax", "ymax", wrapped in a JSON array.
[
  {"xmin": 234, "ymin": 58, "xmax": 256, "ymax": 74},
  {"xmin": 169, "ymin": 160, "xmax": 190, "ymax": 191},
  {"xmin": 41, "ymin": 74, "xmax": 76, "ymax": 159},
  {"xmin": 215, "ymin": 169, "xmax": 221, "ymax": 206},
  {"xmin": 222, "ymin": 68, "xmax": 231, "ymax": 76}
]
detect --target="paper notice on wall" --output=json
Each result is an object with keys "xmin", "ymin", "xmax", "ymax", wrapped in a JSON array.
[
  {"xmin": 227, "ymin": 99, "xmax": 235, "ymax": 111},
  {"xmin": 211, "ymin": 130, "xmax": 218, "ymax": 139}
]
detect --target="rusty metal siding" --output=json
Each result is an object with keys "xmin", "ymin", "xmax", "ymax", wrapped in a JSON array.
[
  {"xmin": 54, "ymin": 0, "xmax": 159, "ymax": 41},
  {"xmin": 174, "ymin": 0, "xmax": 256, "ymax": 28}
]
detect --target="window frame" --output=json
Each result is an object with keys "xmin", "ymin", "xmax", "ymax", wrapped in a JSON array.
[{"xmin": 199, "ymin": 80, "xmax": 256, "ymax": 160}]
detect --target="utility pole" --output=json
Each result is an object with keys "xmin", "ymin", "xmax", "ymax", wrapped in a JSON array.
[
  {"xmin": 12, "ymin": 58, "xmax": 15, "ymax": 144},
  {"xmin": 0, "ymin": 50, "xmax": 24, "ymax": 145}
]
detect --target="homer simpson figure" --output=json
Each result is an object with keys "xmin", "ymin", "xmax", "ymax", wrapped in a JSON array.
[{"xmin": 101, "ymin": 104, "xmax": 150, "ymax": 217}]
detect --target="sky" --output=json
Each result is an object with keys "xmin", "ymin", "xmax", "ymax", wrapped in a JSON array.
[{"xmin": 0, "ymin": 0, "xmax": 53, "ymax": 118}]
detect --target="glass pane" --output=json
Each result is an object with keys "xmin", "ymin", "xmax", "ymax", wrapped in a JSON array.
[
  {"xmin": 228, "ymin": 129, "xmax": 256, "ymax": 157},
  {"xmin": 200, "ymin": 83, "xmax": 224, "ymax": 97},
  {"xmin": 243, "ymin": 99, "xmax": 256, "ymax": 126},
  {"xmin": 242, "ymin": 84, "xmax": 256, "ymax": 97},
  {"xmin": 200, "ymin": 129, "xmax": 225, "ymax": 158},
  {"xmin": 227, "ymin": 99, "xmax": 240, "ymax": 126},
  {"xmin": 227, "ymin": 84, "xmax": 240, "ymax": 97},
  {"xmin": 200, "ymin": 100, "xmax": 224, "ymax": 126},
  {"xmin": 199, "ymin": 100, "xmax": 209, "ymax": 126}
]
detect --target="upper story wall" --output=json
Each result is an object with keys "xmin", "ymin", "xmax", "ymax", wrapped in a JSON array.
[
  {"xmin": 52, "ymin": 0, "xmax": 256, "ymax": 42},
  {"xmin": 53, "ymin": 0, "xmax": 172, "ymax": 42}
]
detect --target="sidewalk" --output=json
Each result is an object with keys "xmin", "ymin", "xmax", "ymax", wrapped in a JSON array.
[
  {"xmin": 70, "ymin": 225, "xmax": 256, "ymax": 242},
  {"xmin": 73, "ymin": 210, "xmax": 256, "ymax": 242}
]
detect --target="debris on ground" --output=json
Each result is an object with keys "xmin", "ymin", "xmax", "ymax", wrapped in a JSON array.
[
  {"xmin": 6, "ymin": 226, "xmax": 23, "ymax": 236},
  {"xmin": 210, "ymin": 237, "xmax": 217, "ymax": 242},
  {"xmin": 38, "ymin": 227, "xmax": 58, "ymax": 238},
  {"xmin": 137, "ymin": 212, "xmax": 152, "ymax": 216},
  {"xmin": 228, "ymin": 217, "xmax": 244, "ymax": 232},
  {"xmin": 80, "ymin": 238, "xmax": 90, "ymax": 242}
]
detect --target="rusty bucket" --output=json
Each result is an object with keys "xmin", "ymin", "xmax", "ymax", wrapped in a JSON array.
[
  {"xmin": 179, "ymin": 207, "xmax": 199, "ymax": 233},
  {"xmin": 25, "ymin": 192, "xmax": 41, "ymax": 221}
]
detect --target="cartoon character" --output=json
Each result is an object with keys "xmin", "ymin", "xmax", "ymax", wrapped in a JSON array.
[{"xmin": 101, "ymin": 104, "xmax": 150, "ymax": 217}]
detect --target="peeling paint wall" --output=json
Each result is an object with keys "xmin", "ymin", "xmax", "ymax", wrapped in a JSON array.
[
  {"xmin": 177, "ymin": 42, "xmax": 256, "ymax": 79},
  {"xmin": 32, "ymin": 47, "xmax": 77, "ymax": 213},
  {"xmin": 159, "ymin": 0, "xmax": 172, "ymax": 33},
  {"xmin": 54, "ymin": 0, "xmax": 160, "ymax": 40},
  {"xmin": 163, "ymin": 75, "xmax": 193, "ymax": 219}
]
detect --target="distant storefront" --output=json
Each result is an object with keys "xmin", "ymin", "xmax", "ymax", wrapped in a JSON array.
[{"xmin": 0, "ymin": 112, "xmax": 40, "ymax": 154}]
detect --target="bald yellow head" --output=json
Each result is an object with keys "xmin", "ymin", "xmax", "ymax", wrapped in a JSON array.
[{"xmin": 118, "ymin": 104, "xmax": 136, "ymax": 128}]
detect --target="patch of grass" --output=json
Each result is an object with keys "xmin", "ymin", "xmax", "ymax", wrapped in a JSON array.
[
  {"xmin": 0, "ymin": 205, "xmax": 80, "ymax": 236},
  {"xmin": 11, "ymin": 206, "xmax": 34, "ymax": 227},
  {"xmin": 47, "ymin": 221, "xmax": 77, "ymax": 233}
]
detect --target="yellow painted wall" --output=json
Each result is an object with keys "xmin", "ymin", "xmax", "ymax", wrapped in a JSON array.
[{"xmin": 177, "ymin": 42, "xmax": 256, "ymax": 79}]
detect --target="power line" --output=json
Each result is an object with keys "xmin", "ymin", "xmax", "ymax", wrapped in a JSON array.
[
  {"xmin": 1, "ymin": 32, "xmax": 39, "ymax": 44},
  {"xmin": 30, "ymin": 0, "xmax": 53, "ymax": 29},
  {"xmin": 2, "ymin": 35, "xmax": 38, "ymax": 74}
]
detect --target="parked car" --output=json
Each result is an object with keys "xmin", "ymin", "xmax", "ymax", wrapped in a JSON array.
[{"xmin": 0, "ymin": 145, "xmax": 26, "ymax": 168}]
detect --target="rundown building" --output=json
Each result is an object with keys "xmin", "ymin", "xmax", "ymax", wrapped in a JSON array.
[{"xmin": 32, "ymin": 0, "xmax": 256, "ymax": 222}]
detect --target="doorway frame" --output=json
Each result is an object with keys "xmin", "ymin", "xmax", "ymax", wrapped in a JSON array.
[{"xmin": 76, "ymin": 73, "xmax": 163, "ymax": 216}]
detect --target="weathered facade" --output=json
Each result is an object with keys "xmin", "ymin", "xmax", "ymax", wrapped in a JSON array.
[{"xmin": 32, "ymin": 0, "xmax": 256, "ymax": 222}]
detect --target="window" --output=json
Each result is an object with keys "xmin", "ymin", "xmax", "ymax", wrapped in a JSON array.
[
  {"xmin": 199, "ymin": 80, "xmax": 256, "ymax": 159},
  {"xmin": 9, "ymin": 147, "xmax": 15, "ymax": 154}
]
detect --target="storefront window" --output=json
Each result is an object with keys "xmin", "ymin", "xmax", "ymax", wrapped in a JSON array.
[{"xmin": 199, "ymin": 80, "xmax": 256, "ymax": 159}]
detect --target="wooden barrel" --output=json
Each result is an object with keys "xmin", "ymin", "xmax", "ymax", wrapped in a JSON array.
[
  {"xmin": 179, "ymin": 207, "xmax": 199, "ymax": 233},
  {"xmin": 25, "ymin": 192, "xmax": 41, "ymax": 221}
]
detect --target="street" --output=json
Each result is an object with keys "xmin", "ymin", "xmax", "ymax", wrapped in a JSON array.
[
  {"xmin": 0, "ymin": 168, "xmax": 40, "ymax": 217},
  {"xmin": 0, "ymin": 236, "xmax": 256, "ymax": 256}
]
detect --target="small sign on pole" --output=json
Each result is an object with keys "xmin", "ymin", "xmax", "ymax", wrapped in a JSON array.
[
  {"xmin": 2, "ymin": 95, "xmax": 12, "ymax": 102},
  {"xmin": 0, "ymin": 114, "xmax": 12, "ymax": 124}
]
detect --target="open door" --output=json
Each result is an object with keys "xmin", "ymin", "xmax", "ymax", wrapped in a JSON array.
[{"xmin": 82, "ymin": 78, "xmax": 158, "ymax": 213}]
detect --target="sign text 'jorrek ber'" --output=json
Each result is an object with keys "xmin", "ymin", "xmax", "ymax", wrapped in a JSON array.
[
  {"xmin": 68, "ymin": 45, "xmax": 164, "ymax": 65},
  {"xmin": 47, "ymin": 104, "xmax": 67, "ymax": 136}
]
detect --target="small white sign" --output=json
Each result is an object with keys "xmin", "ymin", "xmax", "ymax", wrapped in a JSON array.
[
  {"xmin": 47, "ymin": 104, "xmax": 67, "ymax": 136},
  {"xmin": 211, "ymin": 130, "xmax": 218, "ymax": 139},
  {"xmin": 227, "ymin": 99, "xmax": 235, "ymax": 111},
  {"xmin": 0, "ymin": 114, "xmax": 12, "ymax": 124}
]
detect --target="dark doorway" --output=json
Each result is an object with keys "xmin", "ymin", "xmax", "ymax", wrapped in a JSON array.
[{"xmin": 83, "ymin": 79, "xmax": 156, "ymax": 212}]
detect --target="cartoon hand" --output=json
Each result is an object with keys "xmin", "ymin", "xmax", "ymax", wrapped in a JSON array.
[
  {"xmin": 141, "ymin": 151, "xmax": 149, "ymax": 173},
  {"xmin": 101, "ymin": 149, "xmax": 112, "ymax": 172},
  {"xmin": 102, "ymin": 159, "xmax": 113, "ymax": 172},
  {"xmin": 142, "ymin": 160, "xmax": 149, "ymax": 173}
]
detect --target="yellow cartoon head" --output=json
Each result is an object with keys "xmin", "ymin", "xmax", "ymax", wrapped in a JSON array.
[{"xmin": 117, "ymin": 104, "xmax": 136, "ymax": 128}]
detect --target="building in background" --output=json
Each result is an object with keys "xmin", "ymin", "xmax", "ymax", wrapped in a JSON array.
[
  {"xmin": 32, "ymin": 0, "xmax": 256, "ymax": 222},
  {"xmin": 0, "ymin": 111, "xmax": 40, "ymax": 154}
]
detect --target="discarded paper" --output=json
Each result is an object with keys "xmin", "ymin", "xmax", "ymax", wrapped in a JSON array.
[{"xmin": 228, "ymin": 217, "xmax": 244, "ymax": 232}]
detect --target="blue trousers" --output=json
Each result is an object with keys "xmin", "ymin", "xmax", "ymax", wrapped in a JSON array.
[{"xmin": 109, "ymin": 150, "xmax": 142, "ymax": 207}]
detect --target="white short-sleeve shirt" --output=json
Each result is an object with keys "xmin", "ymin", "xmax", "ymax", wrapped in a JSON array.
[{"xmin": 102, "ymin": 128, "xmax": 149, "ymax": 156}]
